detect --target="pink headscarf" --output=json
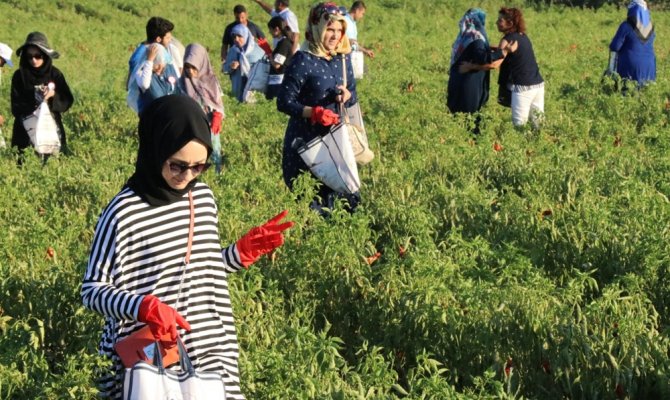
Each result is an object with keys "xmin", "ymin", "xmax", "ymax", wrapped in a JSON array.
[{"xmin": 179, "ymin": 43, "xmax": 224, "ymax": 114}]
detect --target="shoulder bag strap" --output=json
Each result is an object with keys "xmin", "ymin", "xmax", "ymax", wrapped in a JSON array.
[
  {"xmin": 184, "ymin": 190, "xmax": 195, "ymax": 264},
  {"xmin": 340, "ymin": 55, "xmax": 350, "ymax": 123},
  {"xmin": 175, "ymin": 190, "xmax": 195, "ymax": 311}
]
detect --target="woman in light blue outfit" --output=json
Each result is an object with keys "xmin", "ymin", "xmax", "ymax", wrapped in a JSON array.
[
  {"xmin": 128, "ymin": 43, "xmax": 179, "ymax": 113},
  {"xmin": 223, "ymin": 24, "xmax": 265, "ymax": 102},
  {"xmin": 608, "ymin": 0, "xmax": 655, "ymax": 87}
]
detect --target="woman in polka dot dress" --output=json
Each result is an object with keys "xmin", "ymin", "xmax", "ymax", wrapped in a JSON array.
[{"xmin": 277, "ymin": 2, "xmax": 360, "ymax": 214}]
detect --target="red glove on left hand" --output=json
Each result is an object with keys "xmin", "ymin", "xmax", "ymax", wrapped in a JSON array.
[
  {"xmin": 236, "ymin": 210, "xmax": 294, "ymax": 268},
  {"xmin": 210, "ymin": 111, "xmax": 223, "ymax": 134},
  {"xmin": 137, "ymin": 295, "xmax": 191, "ymax": 345},
  {"xmin": 257, "ymin": 38, "xmax": 273, "ymax": 57},
  {"xmin": 310, "ymin": 106, "xmax": 340, "ymax": 126}
]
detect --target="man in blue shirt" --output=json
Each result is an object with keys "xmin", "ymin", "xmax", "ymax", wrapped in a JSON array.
[{"xmin": 344, "ymin": 1, "xmax": 374, "ymax": 59}]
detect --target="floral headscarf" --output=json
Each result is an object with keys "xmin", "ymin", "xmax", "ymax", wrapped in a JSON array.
[
  {"xmin": 450, "ymin": 8, "xmax": 488, "ymax": 68},
  {"xmin": 302, "ymin": 2, "xmax": 352, "ymax": 59}
]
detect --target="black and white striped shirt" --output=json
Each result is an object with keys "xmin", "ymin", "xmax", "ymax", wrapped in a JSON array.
[{"xmin": 82, "ymin": 183, "xmax": 246, "ymax": 399}]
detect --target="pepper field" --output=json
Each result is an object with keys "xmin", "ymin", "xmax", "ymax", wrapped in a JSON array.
[{"xmin": 0, "ymin": 0, "xmax": 669, "ymax": 398}]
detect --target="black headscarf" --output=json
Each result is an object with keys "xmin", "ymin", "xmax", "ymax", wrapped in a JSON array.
[
  {"xmin": 126, "ymin": 95, "xmax": 213, "ymax": 206},
  {"xmin": 18, "ymin": 46, "xmax": 55, "ymax": 87}
]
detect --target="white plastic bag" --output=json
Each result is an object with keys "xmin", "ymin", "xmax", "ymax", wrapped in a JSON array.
[
  {"xmin": 123, "ymin": 340, "xmax": 226, "ymax": 400},
  {"xmin": 22, "ymin": 102, "xmax": 61, "ymax": 155},
  {"xmin": 341, "ymin": 103, "xmax": 373, "ymax": 165},
  {"xmin": 242, "ymin": 59, "xmax": 270, "ymax": 103},
  {"xmin": 351, "ymin": 50, "xmax": 364, "ymax": 80},
  {"xmin": 296, "ymin": 124, "xmax": 360, "ymax": 194}
]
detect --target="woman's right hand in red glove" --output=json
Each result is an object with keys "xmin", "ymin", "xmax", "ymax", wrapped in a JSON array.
[
  {"xmin": 137, "ymin": 294, "xmax": 191, "ymax": 344},
  {"xmin": 210, "ymin": 110, "xmax": 223, "ymax": 134},
  {"xmin": 310, "ymin": 106, "xmax": 340, "ymax": 126}
]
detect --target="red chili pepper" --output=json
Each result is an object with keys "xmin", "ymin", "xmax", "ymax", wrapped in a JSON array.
[
  {"xmin": 541, "ymin": 359, "xmax": 551, "ymax": 374},
  {"xmin": 615, "ymin": 383, "xmax": 625, "ymax": 399},
  {"xmin": 504, "ymin": 357, "xmax": 513, "ymax": 377},
  {"xmin": 365, "ymin": 252, "xmax": 381, "ymax": 265}
]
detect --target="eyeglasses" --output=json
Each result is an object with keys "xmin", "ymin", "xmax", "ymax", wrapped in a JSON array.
[
  {"xmin": 167, "ymin": 161, "xmax": 211, "ymax": 175},
  {"xmin": 26, "ymin": 53, "xmax": 43, "ymax": 60}
]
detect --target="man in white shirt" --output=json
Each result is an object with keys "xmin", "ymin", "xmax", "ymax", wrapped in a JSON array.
[
  {"xmin": 344, "ymin": 1, "xmax": 374, "ymax": 58},
  {"xmin": 253, "ymin": 0, "xmax": 300, "ymax": 54}
]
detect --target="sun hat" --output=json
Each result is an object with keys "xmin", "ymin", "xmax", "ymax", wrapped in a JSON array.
[
  {"xmin": 16, "ymin": 32, "xmax": 60, "ymax": 59},
  {"xmin": 0, "ymin": 43, "xmax": 13, "ymax": 67}
]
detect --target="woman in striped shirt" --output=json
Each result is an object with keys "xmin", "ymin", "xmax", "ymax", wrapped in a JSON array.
[{"xmin": 82, "ymin": 95, "xmax": 292, "ymax": 399}]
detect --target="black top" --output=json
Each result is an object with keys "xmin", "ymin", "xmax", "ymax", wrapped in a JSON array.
[
  {"xmin": 10, "ymin": 61, "xmax": 73, "ymax": 151},
  {"xmin": 269, "ymin": 37, "xmax": 293, "ymax": 78},
  {"xmin": 447, "ymin": 40, "xmax": 497, "ymax": 114},
  {"xmin": 498, "ymin": 32, "xmax": 543, "ymax": 87},
  {"xmin": 222, "ymin": 20, "xmax": 265, "ymax": 49}
]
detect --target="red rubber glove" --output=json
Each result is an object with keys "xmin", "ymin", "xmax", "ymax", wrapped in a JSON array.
[
  {"xmin": 137, "ymin": 295, "xmax": 191, "ymax": 344},
  {"xmin": 257, "ymin": 38, "xmax": 273, "ymax": 57},
  {"xmin": 310, "ymin": 106, "xmax": 340, "ymax": 126},
  {"xmin": 236, "ymin": 210, "xmax": 294, "ymax": 268},
  {"xmin": 210, "ymin": 110, "xmax": 223, "ymax": 134}
]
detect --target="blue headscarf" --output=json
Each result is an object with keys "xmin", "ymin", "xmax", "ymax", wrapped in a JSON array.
[
  {"xmin": 450, "ymin": 8, "xmax": 488, "ymax": 68},
  {"xmin": 627, "ymin": 0, "xmax": 653, "ymax": 39},
  {"xmin": 231, "ymin": 24, "xmax": 252, "ymax": 52}
]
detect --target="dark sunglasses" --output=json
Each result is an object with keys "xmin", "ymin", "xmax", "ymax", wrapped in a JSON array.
[
  {"xmin": 322, "ymin": 3, "xmax": 343, "ymax": 15},
  {"xmin": 167, "ymin": 161, "xmax": 211, "ymax": 175},
  {"xmin": 26, "ymin": 53, "xmax": 44, "ymax": 60},
  {"xmin": 310, "ymin": 2, "xmax": 342, "ymax": 24}
]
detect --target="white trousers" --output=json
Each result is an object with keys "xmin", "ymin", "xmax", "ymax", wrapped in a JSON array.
[{"xmin": 511, "ymin": 85, "xmax": 545, "ymax": 127}]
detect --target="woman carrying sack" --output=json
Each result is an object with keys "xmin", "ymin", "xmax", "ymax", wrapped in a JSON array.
[
  {"xmin": 178, "ymin": 43, "xmax": 225, "ymax": 173},
  {"xmin": 277, "ymin": 2, "xmax": 360, "ymax": 215},
  {"xmin": 222, "ymin": 24, "xmax": 265, "ymax": 102},
  {"xmin": 81, "ymin": 96, "xmax": 293, "ymax": 399},
  {"xmin": 11, "ymin": 32, "xmax": 73, "ymax": 159}
]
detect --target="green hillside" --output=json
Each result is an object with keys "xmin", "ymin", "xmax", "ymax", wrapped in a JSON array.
[{"xmin": 0, "ymin": 1, "xmax": 669, "ymax": 398}]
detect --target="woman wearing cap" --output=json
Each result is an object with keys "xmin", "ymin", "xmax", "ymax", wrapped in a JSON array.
[
  {"xmin": 222, "ymin": 24, "xmax": 265, "ymax": 102},
  {"xmin": 11, "ymin": 32, "xmax": 73, "ymax": 156},
  {"xmin": 607, "ymin": 0, "xmax": 656, "ymax": 87},
  {"xmin": 277, "ymin": 2, "xmax": 360, "ymax": 215},
  {"xmin": 82, "ymin": 95, "xmax": 293, "ymax": 399},
  {"xmin": 0, "ymin": 42, "xmax": 13, "ymax": 77}
]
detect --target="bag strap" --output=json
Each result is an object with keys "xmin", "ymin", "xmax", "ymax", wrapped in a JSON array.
[
  {"xmin": 340, "ymin": 55, "xmax": 350, "ymax": 124},
  {"xmin": 342, "ymin": 54, "xmax": 347, "ymax": 88},
  {"xmin": 151, "ymin": 337, "xmax": 195, "ymax": 373},
  {"xmin": 174, "ymin": 191, "xmax": 195, "ymax": 312},
  {"xmin": 156, "ymin": 192, "xmax": 195, "ymax": 370},
  {"xmin": 184, "ymin": 190, "xmax": 195, "ymax": 265}
]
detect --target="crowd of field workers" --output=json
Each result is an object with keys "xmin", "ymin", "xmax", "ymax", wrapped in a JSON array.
[{"xmin": 0, "ymin": 1, "xmax": 657, "ymax": 397}]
